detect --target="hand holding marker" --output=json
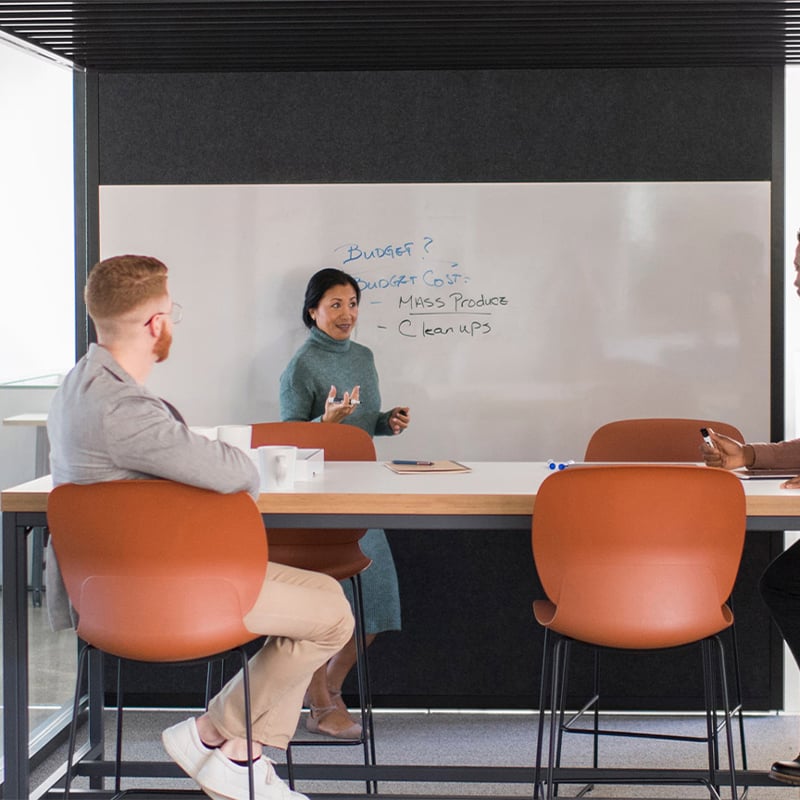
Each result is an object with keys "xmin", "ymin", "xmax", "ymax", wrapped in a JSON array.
[
  {"xmin": 326, "ymin": 384, "xmax": 360, "ymax": 406},
  {"xmin": 322, "ymin": 384, "xmax": 360, "ymax": 424},
  {"xmin": 389, "ymin": 406, "xmax": 411, "ymax": 435}
]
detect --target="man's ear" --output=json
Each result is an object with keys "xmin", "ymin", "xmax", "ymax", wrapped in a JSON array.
[{"xmin": 145, "ymin": 315, "xmax": 163, "ymax": 339}]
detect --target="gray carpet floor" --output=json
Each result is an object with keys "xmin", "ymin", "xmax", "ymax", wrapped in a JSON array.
[{"xmin": 29, "ymin": 708, "xmax": 800, "ymax": 799}]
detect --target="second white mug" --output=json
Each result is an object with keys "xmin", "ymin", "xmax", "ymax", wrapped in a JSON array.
[{"xmin": 257, "ymin": 445, "xmax": 298, "ymax": 490}]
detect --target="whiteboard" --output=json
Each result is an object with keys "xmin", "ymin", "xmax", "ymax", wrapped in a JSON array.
[{"xmin": 99, "ymin": 182, "xmax": 771, "ymax": 462}]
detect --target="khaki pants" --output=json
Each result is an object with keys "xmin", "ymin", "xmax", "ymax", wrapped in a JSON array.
[{"xmin": 207, "ymin": 561, "xmax": 354, "ymax": 749}]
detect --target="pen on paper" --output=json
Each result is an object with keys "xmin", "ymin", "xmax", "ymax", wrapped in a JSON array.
[{"xmin": 392, "ymin": 460, "xmax": 434, "ymax": 466}]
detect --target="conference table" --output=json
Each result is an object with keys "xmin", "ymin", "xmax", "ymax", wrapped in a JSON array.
[{"xmin": 2, "ymin": 462, "xmax": 799, "ymax": 798}]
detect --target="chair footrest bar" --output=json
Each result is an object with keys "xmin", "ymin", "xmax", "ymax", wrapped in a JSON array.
[
  {"xmin": 38, "ymin": 791, "xmax": 207, "ymax": 799},
  {"xmin": 545, "ymin": 768, "xmax": 770, "ymax": 786},
  {"xmin": 561, "ymin": 725, "xmax": 712, "ymax": 743},
  {"xmin": 47, "ymin": 761, "xmax": 780, "ymax": 788},
  {"xmin": 40, "ymin": 794, "xmax": 528, "ymax": 800}
]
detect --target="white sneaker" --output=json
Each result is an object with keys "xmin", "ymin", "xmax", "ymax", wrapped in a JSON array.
[
  {"xmin": 196, "ymin": 749, "xmax": 308, "ymax": 800},
  {"xmin": 161, "ymin": 717, "xmax": 214, "ymax": 780}
]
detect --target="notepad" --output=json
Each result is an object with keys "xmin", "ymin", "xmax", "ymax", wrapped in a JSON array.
[
  {"xmin": 735, "ymin": 468, "xmax": 800, "ymax": 480},
  {"xmin": 384, "ymin": 460, "xmax": 471, "ymax": 474}
]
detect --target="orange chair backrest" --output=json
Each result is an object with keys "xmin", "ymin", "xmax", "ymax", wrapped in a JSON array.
[
  {"xmin": 531, "ymin": 464, "xmax": 746, "ymax": 649},
  {"xmin": 47, "ymin": 480, "xmax": 267, "ymax": 662},
  {"xmin": 584, "ymin": 418, "xmax": 745, "ymax": 462},
  {"xmin": 250, "ymin": 422, "xmax": 373, "ymax": 579},
  {"xmin": 251, "ymin": 421, "xmax": 376, "ymax": 461}
]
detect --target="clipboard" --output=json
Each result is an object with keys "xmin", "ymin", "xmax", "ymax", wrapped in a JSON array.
[{"xmin": 384, "ymin": 460, "xmax": 471, "ymax": 474}]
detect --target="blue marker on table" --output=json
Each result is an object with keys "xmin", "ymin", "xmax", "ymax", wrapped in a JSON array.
[
  {"xmin": 392, "ymin": 460, "xmax": 434, "ymax": 466},
  {"xmin": 547, "ymin": 459, "xmax": 575, "ymax": 470}
]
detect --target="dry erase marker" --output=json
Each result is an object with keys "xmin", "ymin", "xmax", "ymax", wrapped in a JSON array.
[
  {"xmin": 700, "ymin": 427, "xmax": 715, "ymax": 448},
  {"xmin": 392, "ymin": 460, "xmax": 434, "ymax": 466}
]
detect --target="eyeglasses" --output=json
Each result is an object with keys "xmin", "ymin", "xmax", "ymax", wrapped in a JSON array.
[{"xmin": 144, "ymin": 302, "xmax": 183, "ymax": 327}]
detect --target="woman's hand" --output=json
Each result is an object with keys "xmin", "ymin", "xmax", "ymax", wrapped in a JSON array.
[
  {"xmin": 389, "ymin": 406, "xmax": 410, "ymax": 435},
  {"xmin": 701, "ymin": 428, "xmax": 752, "ymax": 470},
  {"xmin": 321, "ymin": 385, "xmax": 360, "ymax": 424}
]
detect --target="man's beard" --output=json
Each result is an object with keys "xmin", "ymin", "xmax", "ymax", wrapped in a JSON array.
[{"xmin": 154, "ymin": 326, "xmax": 172, "ymax": 363}]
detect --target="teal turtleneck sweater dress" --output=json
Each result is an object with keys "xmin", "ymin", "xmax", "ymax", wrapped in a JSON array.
[{"xmin": 279, "ymin": 326, "xmax": 402, "ymax": 633}]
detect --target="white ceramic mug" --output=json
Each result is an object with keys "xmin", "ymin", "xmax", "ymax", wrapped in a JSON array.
[
  {"xmin": 217, "ymin": 424, "xmax": 252, "ymax": 451},
  {"xmin": 257, "ymin": 445, "xmax": 298, "ymax": 490}
]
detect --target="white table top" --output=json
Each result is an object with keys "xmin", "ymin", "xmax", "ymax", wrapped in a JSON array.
[
  {"xmin": 2, "ymin": 412, "xmax": 48, "ymax": 426},
  {"xmin": 3, "ymin": 462, "xmax": 800, "ymax": 521}
]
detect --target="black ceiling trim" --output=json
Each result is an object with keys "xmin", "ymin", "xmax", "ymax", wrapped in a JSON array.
[{"xmin": 0, "ymin": 1, "xmax": 797, "ymax": 72}]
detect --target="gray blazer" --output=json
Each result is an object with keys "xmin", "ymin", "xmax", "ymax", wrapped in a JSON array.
[{"xmin": 45, "ymin": 344, "xmax": 260, "ymax": 630}]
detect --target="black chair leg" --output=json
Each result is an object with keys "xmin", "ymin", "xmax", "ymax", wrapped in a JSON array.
[
  {"xmin": 702, "ymin": 639, "xmax": 721, "ymax": 797},
  {"xmin": 534, "ymin": 632, "xmax": 571, "ymax": 800},
  {"xmin": 535, "ymin": 634, "xmax": 743, "ymax": 800},
  {"xmin": 64, "ymin": 643, "xmax": 92, "ymax": 799},
  {"xmin": 533, "ymin": 628, "xmax": 552, "ymax": 800},
  {"xmin": 65, "ymin": 649, "xmax": 258, "ymax": 800},
  {"xmin": 543, "ymin": 636, "xmax": 567, "ymax": 800},
  {"xmin": 284, "ymin": 573, "xmax": 375, "ymax": 795},
  {"xmin": 352, "ymin": 573, "xmax": 377, "ymax": 793},
  {"xmin": 726, "ymin": 597, "xmax": 748, "ymax": 771},
  {"xmin": 205, "ymin": 657, "xmax": 225, "ymax": 706},
  {"xmin": 702, "ymin": 636, "xmax": 741, "ymax": 800},
  {"xmin": 712, "ymin": 636, "xmax": 740, "ymax": 800},
  {"xmin": 553, "ymin": 639, "xmax": 573, "ymax": 796},
  {"xmin": 115, "ymin": 658, "xmax": 125, "ymax": 795},
  {"xmin": 591, "ymin": 648, "xmax": 600, "ymax": 771},
  {"xmin": 235, "ymin": 645, "xmax": 256, "ymax": 800},
  {"xmin": 285, "ymin": 740, "xmax": 296, "ymax": 790}
]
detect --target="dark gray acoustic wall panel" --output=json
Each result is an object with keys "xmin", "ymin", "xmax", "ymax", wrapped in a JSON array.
[{"xmin": 98, "ymin": 67, "xmax": 771, "ymax": 184}]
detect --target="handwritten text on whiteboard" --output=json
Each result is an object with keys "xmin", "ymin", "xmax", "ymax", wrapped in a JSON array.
[{"xmin": 333, "ymin": 236, "xmax": 510, "ymax": 340}]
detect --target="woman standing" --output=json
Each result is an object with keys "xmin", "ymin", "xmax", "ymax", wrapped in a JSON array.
[{"xmin": 280, "ymin": 267, "xmax": 408, "ymax": 738}]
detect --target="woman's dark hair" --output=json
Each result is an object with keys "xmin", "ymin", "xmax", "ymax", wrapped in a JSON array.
[{"xmin": 302, "ymin": 268, "xmax": 361, "ymax": 328}]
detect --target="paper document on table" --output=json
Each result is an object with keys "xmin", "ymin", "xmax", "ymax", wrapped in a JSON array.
[{"xmin": 384, "ymin": 460, "xmax": 471, "ymax": 474}]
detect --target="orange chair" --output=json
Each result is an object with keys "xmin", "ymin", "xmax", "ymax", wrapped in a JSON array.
[
  {"xmin": 584, "ymin": 416, "xmax": 748, "ymax": 766},
  {"xmin": 584, "ymin": 417, "xmax": 744, "ymax": 462},
  {"xmin": 532, "ymin": 465, "xmax": 746, "ymax": 800},
  {"xmin": 47, "ymin": 480, "xmax": 267, "ymax": 799},
  {"xmin": 250, "ymin": 422, "xmax": 376, "ymax": 787}
]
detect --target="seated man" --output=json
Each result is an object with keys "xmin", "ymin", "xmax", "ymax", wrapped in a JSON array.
[
  {"xmin": 701, "ymin": 228, "xmax": 800, "ymax": 786},
  {"xmin": 47, "ymin": 254, "xmax": 354, "ymax": 800}
]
